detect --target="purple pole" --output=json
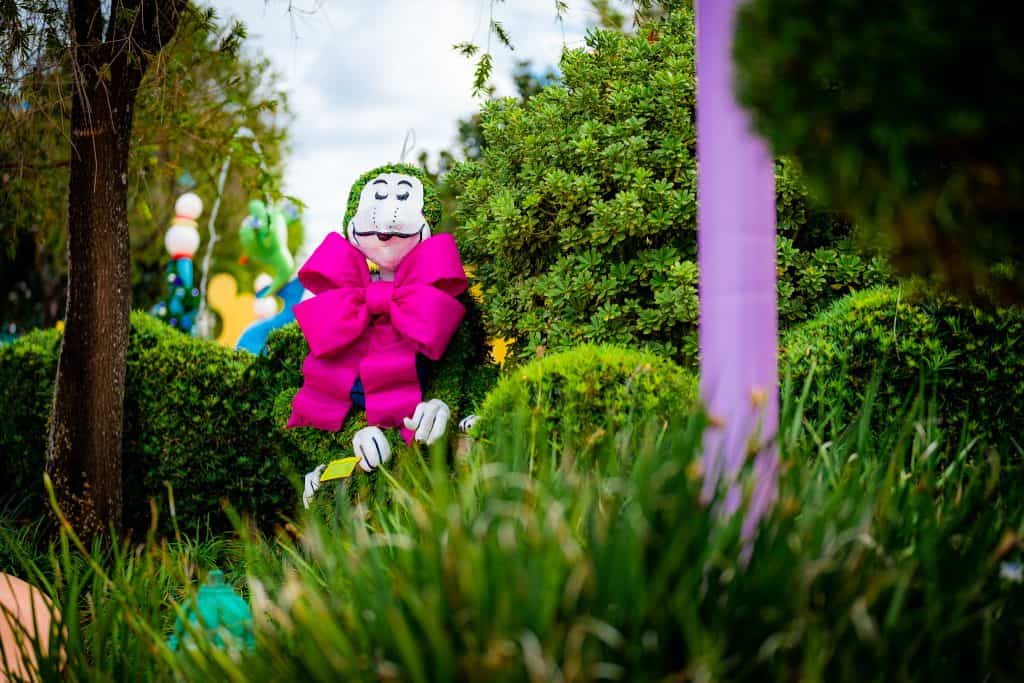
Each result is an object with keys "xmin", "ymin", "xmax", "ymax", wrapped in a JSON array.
[{"xmin": 696, "ymin": 0, "xmax": 778, "ymax": 540}]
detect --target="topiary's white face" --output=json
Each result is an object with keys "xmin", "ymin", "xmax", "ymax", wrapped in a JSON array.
[{"xmin": 346, "ymin": 172, "xmax": 431, "ymax": 272}]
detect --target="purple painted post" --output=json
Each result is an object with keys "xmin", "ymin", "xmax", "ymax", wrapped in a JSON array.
[{"xmin": 696, "ymin": 0, "xmax": 779, "ymax": 540}]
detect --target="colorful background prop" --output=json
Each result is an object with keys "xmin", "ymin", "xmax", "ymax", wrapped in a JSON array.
[
  {"xmin": 236, "ymin": 200, "xmax": 305, "ymax": 354},
  {"xmin": 150, "ymin": 192, "xmax": 204, "ymax": 334},
  {"xmin": 1, "ymin": 573, "xmax": 60, "ymax": 682},
  {"xmin": 169, "ymin": 570, "xmax": 254, "ymax": 652},
  {"xmin": 205, "ymin": 273, "xmax": 258, "ymax": 348}
]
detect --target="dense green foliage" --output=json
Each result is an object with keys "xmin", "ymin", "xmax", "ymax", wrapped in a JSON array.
[
  {"xmin": 783, "ymin": 286, "xmax": 1024, "ymax": 446},
  {"xmin": 452, "ymin": 8, "xmax": 890, "ymax": 366},
  {"xmin": 476, "ymin": 344, "xmax": 697, "ymax": 457},
  {"xmin": 0, "ymin": 306, "xmax": 495, "ymax": 533},
  {"xmin": 5, "ymin": 388, "xmax": 1024, "ymax": 681},
  {"xmin": 0, "ymin": 8, "xmax": 291, "ymax": 331},
  {"xmin": 734, "ymin": 1, "xmax": 1024, "ymax": 301},
  {"xmin": 0, "ymin": 327, "xmax": 60, "ymax": 500}
]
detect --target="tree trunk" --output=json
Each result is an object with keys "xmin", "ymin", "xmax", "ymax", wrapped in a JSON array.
[{"xmin": 46, "ymin": 45, "xmax": 144, "ymax": 537}]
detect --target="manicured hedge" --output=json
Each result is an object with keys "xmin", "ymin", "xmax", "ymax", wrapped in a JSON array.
[
  {"xmin": 475, "ymin": 344, "xmax": 698, "ymax": 463},
  {"xmin": 782, "ymin": 286, "xmax": 1024, "ymax": 445},
  {"xmin": 0, "ymin": 300, "xmax": 496, "ymax": 533},
  {"xmin": 452, "ymin": 6, "xmax": 891, "ymax": 366}
]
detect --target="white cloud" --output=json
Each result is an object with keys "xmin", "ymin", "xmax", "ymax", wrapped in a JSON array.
[{"xmin": 212, "ymin": 0, "xmax": 595, "ymax": 250}]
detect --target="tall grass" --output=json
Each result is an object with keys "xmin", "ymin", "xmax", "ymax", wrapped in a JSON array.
[{"xmin": 3, "ymin": 383, "xmax": 1023, "ymax": 682}]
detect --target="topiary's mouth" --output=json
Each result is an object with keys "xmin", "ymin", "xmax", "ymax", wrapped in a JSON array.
[{"xmin": 354, "ymin": 228, "xmax": 423, "ymax": 242}]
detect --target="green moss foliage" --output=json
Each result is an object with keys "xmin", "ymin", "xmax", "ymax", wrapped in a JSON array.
[
  {"xmin": 475, "ymin": 344, "xmax": 697, "ymax": 462},
  {"xmin": 735, "ymin": 1, "xmax": 1024, "ymax": 301},
  {"xmin": 0, "ymin": 298, "xmax": 495, "ymax": 533},
  {"xmin": 452, "ymin": 8, "xmax": 890, "ymax": 367},
  {"xmin": 783, "ymin": 286, "xmax": 1024, "ymax": 446}
]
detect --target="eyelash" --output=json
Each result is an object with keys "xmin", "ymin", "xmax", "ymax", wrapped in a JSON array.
[
  {"xmin": 396, "ymin": 192, "xmax": 409, "ymax": 201},
  {"xmin": 374, "ymin": 191, "xmax": 387, "ymax": 200}
]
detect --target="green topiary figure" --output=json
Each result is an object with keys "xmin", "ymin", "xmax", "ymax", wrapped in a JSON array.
[
  {"xmin": 280, "ymin": 163, "xmax": 499, "ymax": 507},
  {"xmin": 734, "ymin": 1, "xmax": 1024, "ymax": 301},
  {"xmin": 451, "ymin": 6, "xmax": 890, "ymax": 367},
  {"xmin": 782, "ymin": 286, "xmax": 1024, "ymax": 446},
  {"xmin": 474, "ymin": 344, "xmax": 697, "ymax": 466}
]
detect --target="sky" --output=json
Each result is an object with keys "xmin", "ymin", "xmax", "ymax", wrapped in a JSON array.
[{"xmin": 214, "ymin": 0, "xmax": 603, "ymax": 255}]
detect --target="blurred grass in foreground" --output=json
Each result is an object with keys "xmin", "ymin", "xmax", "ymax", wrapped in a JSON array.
[{"xmin": 2, "ymin": 377, "xmax": 1023, "ymax": 682}]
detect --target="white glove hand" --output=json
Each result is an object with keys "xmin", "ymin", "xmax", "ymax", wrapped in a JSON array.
[
  {"xmin": 403, "ymin": 398, "xmax": 450, "ymax": 445},
  {"xmin": 458, "ymin": 415, "xmax": 480, "ymax": 433},
  {"xmin": 353, "ymin": 426, "xmax": 392, "ymax": 473},
  {"xmin": 302, "ymin": 463, "xmax": 326, "ymax": 509}
]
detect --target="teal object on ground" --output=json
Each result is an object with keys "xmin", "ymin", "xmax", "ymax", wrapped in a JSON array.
[{"xmin": 169, "ymin": 569, "xmax": 254, "ymax": 652}]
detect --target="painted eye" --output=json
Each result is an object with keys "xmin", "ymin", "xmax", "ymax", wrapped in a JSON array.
[
  {"xmin": 374, "ymin": 191, "xmax": 388, "ymax": 200},
  {"xmin": 396, "ymin": 192, "xmax": 410, "ymax": 201}
]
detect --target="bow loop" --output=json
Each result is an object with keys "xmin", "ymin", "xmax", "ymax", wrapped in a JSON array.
[{"xmin": 297, "ymin": 232, "xmax": 369, "ymax": 294}]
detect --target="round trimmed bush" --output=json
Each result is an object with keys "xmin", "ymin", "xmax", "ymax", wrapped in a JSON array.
[
  {"xmin": 782, "ymin": 287, "xmax": 1024, "ymax": 445},
  {"xmin": 475, "ymin": 344, "xmax": 698, "ymax": 462}
]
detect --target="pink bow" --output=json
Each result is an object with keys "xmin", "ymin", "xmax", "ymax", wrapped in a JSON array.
[{"xmin": 287, "ymin": 232, "xmax": 467, "ymax": 443}]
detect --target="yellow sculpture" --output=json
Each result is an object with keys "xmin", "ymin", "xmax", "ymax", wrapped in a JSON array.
[{"xmin": 206, "ymin": 273, "xmax": 258, "ymax": 348}]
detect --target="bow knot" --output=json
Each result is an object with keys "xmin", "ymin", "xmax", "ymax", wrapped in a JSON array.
[
  {"xmin": 287, "ymin": 233, "xmax": 468, "ymax": 443},
  {"xmin": 365, "ymin": 281, "xmax": 393, "ymax": 317}
]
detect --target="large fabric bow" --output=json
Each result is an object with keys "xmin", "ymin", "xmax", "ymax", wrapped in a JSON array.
[{"xmin": 287, "ymin": 232, "xmax": 467, "ymax": 443}]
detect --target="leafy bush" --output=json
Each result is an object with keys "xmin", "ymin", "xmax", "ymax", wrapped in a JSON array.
[
  {"xmin": 782, "ymin": 286, "xmax": 1024, "ymax": 446},
  {"xmin": 734, "ymin": 1, "xmax": 1024, "ymax": 300},
  {"xmin": 9, "ymin": 385, "xmax": 1024, "ymax": 682},
  {"xmin": 475, "ymin": 344, "xmax": 697, "ymax": 459},
  {"xmin": 452, "ymin": 7, "xmax": 890, "ymax": 366},
  {"xmin": 0, "ymin": 327, "xmax": 60, "ymax": 512},
  {"xmin": 0, "ymin": 303, "xmax": 495, "ymax": 533}
]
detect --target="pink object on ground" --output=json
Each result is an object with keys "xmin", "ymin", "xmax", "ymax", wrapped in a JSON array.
[
  {"xmin": 696, "ymin": 0, "xmax": 779, "ymax": 541},
  {"xmin": 287, "ymin": 233, "xmax": 467, "ymax": 443},
  {"xmin": 1, "ymin": 573, "xmax": 59, "ymax": 682}
]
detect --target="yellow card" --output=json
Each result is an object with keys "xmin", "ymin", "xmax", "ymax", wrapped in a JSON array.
[{"xmin": 319, "ymin": 457, "xmax": 360, "ymax": 482}]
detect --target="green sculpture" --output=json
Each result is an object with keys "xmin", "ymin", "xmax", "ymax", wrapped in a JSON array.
[
  {"xmin": 169, "ymin": 569, "xmax": 254, "ymax": 652},
  {"xmin": 238, "ymin": 199, "xmax": 297, "ymax": 295}
]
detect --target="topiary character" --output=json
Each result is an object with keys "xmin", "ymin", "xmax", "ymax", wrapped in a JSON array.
[{"xmin": 286, "ymin": 163, "xmax": 477, "ymax": 506}]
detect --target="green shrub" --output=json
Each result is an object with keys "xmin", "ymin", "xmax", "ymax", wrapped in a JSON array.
[
  {"xmin": 0, "ymin": 326, "xmax": 60, "ymax": 513},
  {"xmin": 475, "ymin": 344, "xmax": 697, "ymax": 460},
  {"xmin": 735, "ymin": 1, "xmax": 1024, "ymax": 300},
  {"xmin": 782, "ymin": 286, "xmax": 1024, "ymax": 445},
  {"xmin": 451, "ymin": 7, "xmax": 890, "ymax": 366},
  {"xmin": 0, "ymin": 300, "xmax": 496, "ymax": 533}
]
